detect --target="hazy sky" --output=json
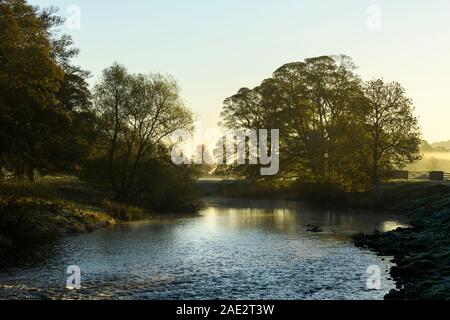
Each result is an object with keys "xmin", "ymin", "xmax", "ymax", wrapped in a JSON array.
[{"xmin": 31, "ymin": 0, "xmax": 450, "ymax": 143}]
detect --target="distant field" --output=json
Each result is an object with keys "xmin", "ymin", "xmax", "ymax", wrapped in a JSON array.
[{"xmin": 407, "ymin": 152, "xmax": 450, "ymax": 172}]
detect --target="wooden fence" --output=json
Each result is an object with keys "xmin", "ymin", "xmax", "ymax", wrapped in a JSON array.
[
  {"xmin": 445, "ymin": 172, "xmax": 450, "ymax": 181},
  {"xmin": 392, "ymin": 170, "xmax": 450, "ymax": 182}
]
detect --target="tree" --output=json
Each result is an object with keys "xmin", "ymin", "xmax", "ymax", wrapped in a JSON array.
[
  {"xmin": 220, "ymin": 86, "xmax": 274, "ymax": 179},
  {"xmin": 220, "ymin": 55, "xmax": 365, "ymax": 187},
  {"xmin": 271, "ymin": 56, "xmax": 365, "ymax": 186},
  {"xmin": 0, "ymin": 0, "xmax": 92, "ymax": 180},
  {"xmin": 90, "ymin": 64, "xmax": 193, "ymax": 200},
  {"xmin": 0, "ymin": 0, "xmax": 63, "ymax": 180},
  {"xmin": 220, "ymin": 56, "xmax": 422, "ymax": 200},
  {"xmin": 360, "ymin": 79, "xmax": 421, "ymax": 202}
]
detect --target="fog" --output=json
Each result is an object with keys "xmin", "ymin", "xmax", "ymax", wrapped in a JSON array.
[{"xmin": 407, "ymin": 152, "xmax": 450, "ymax": 172}]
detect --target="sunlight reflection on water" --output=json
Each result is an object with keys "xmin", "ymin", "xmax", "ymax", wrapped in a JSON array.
[{"xmin": 0, "ymin": 197, "xmax": 409, "ymax": 300}]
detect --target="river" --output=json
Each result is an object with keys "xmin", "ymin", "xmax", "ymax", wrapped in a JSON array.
[{"xmin": 0, "ymin": 197, "xmax": 409, "ymax": 300}]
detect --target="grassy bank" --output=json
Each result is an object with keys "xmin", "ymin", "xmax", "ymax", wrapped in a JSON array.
[
  {"xmin": 0, "ymin": 176, "xmax": 151, "ymax": 264},
  {"xmin": 352, "ymin": 181, "xmax": 450, "ymax": 299},
  {"xmin": 198, "ymin": 178, "xmax": 382, "ymax": 207}
]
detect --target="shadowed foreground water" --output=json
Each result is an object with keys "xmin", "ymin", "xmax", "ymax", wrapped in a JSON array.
[{"xmin": 0, "ymin": 198, "xmax": 409, "ymax": 300}]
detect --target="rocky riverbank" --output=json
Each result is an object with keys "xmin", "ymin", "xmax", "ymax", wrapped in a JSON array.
[{"xmin": 353, "ymin": 181, "xmax": 450, "ymax": 299}]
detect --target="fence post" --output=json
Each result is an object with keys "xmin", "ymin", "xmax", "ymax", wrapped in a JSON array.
[
  {"xmin": 393, "ymin": 170, "xmax": 409, "ymax": 180},
  {"xmin": 429, "ymin": 171, "xmax": 444, "ymax": 181}
]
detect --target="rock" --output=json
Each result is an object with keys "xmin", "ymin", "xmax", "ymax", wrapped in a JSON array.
[
  {"xmin": 353, "ymin": 182, "xmax": 450, "ymax": 300},
  {"xmin": 307, "ymin": 226, "xmax": 323, "ymax": 233}
]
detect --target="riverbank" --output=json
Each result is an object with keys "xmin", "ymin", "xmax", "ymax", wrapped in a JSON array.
[
  {"xmin": 0, "ymin": 176, "xmax": 152, "ymax": 264},
  {"xmin": 4, "ymin": 177, "xmax": 448, "ymax": 299},
  {"xmin": 0, "ymin": 196, "xmax": 401, "ymax": 300},
  {"xmin": 198, "ymin": 178, "xmax": 404, "ymax": 208},
  {"xmin": 352, "ymin": 181, "xmax": 450, "ymax": 299},
  {"xmin": 201, "ymin": 178, "xmax": 450, "ymax": 299}
]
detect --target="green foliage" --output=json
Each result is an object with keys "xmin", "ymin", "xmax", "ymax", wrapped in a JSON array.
[
  {"xmin": 80, "ymin": 63, "xmax": 201, "ymax": 213},
  {"xmin": 131, "ymin": 160, "xmax": 203, "ymax": 213},
  {"xmin": 0, "ymin": 1, "xmax": 198, "ymax": 223},
  {"xmin": 220, "ymin": 55, "xmax": 422, "ymax": 200},
  {"xmin": 0, "ymin": 0, "xmax": 94, "ymax": 180},
  {"xmin": 81, "ymin": 156, "xmax": 202, "ymax": 214},
  {"xmin": 358, "ymin": 79, "xmax": 421, "ymax": 201},
  {"xmin": 102, "ymin": 200, "xmax": 147, "ymax": 221}
]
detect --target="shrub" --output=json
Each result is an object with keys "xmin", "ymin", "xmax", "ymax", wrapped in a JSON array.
[{"xmin": 102, "ymin": 200, "xmax": 148, "ymax": 221}]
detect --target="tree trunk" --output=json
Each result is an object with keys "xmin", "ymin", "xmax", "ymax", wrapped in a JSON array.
[
  {"xmin": 372, "ymin": 162, "xmax": 382, "ymax": 206},
  {"xmin": 14, "ymin": 165, "xmax": 25, "ymax": 180},
  {"xmin": 108, "ymin": 100, "xmax": 120, "ymax": 197},
  {"xmin": 26, "ymin": 165, "xmax": 34, "ymax": 182},
  {"xmin": 373, "ymin": 178, "xmax": 382, "ymax": 205}
]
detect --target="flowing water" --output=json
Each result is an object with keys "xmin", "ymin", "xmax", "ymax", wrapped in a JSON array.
[{"xmin": 0, "ymin": 197, "xmax": 409, "ymax": 300}]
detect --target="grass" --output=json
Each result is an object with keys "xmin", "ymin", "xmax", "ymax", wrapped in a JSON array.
[
  {"xmin": 102, "ymin": 199, "xmax": 148, "ymax": 221},
  {"xmin": 201, "ymin": 178, "xmax": 450, "ymax": 209},
  {"xmin": 352, "ymin": 180, "xmax": 450, "ymax": 299},
  {"xmin": 198, "ymin": 179, "xmax": 348, "ymax": 202},
  {"xmin": 0, "ymin": 176, "xmax": 107, "ymax": 207},
  {"xmin": 0, "ymin": 176, "xmax": 151, "ymax": 264},
  {"xmin": 0, "ymin": 175, "xmax": 152, "ymax": 220}
]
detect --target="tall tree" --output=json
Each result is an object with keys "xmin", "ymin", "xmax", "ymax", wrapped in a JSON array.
[
  {"xmin": 0, "ymin": 0, "xmax": 63, "ymax": 180},
  {"xmin": 220, "ymin": 56, "xmax": 421, "ymax": 198},
  {"xmin": 0, "ymin": 0, "xmax": 92, "ymax": 180},
  {"xmin": 360, "ymin": 79, "xmax": 421, "ymax": 202},
  {"xmin": 91, "ymin": 64, "xmax": 193, "ymax": 200},
  {"xmin": 220, "ymin": 55, "xmax": 365, "ymax": 186}
]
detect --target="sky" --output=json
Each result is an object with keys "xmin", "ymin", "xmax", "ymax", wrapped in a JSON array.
[{"xmin": 30, "ymin": 0, "xmax": 450, "ymax": 143}]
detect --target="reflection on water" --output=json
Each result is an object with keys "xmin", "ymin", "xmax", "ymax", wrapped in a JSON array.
[{"xmin": 0, "ymin": 197, "xmax": 409, "ymax": 300}]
